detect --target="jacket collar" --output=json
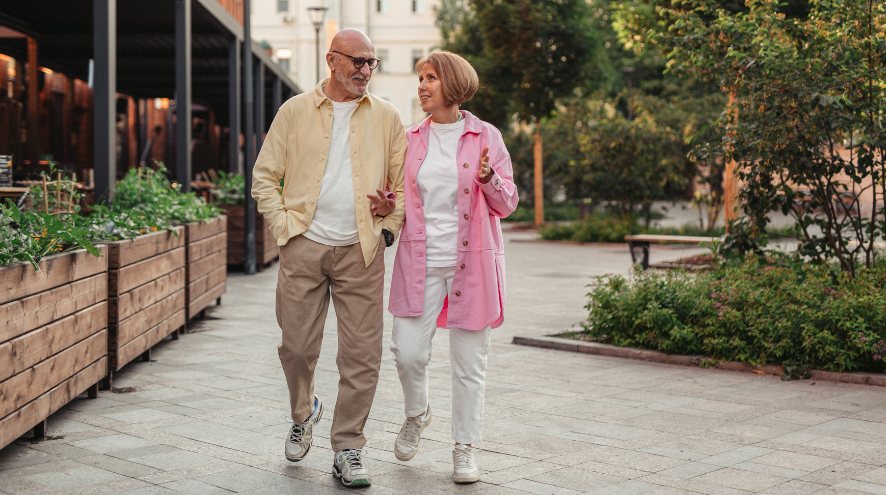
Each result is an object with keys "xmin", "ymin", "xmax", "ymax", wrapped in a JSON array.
[
  {"xmin": 409, "ymin": 110, "xmax": 482, "ymax": 136},
  {"xmin": 312, "ymin": 78, "xmax": 372, "ymax": 108}
]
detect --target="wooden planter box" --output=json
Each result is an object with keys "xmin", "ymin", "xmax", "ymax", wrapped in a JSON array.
[
  {"xmin": 222, "ymin": 205, "xmax": 279, "ymax": 270},
  {"xmin": 0, "ymin": 247, "xmax": 109, "ymax": 449},
  {"xmin": 105, "ymin": 228, "xmax": 186, "ymax": 387},
  {"xmin": 184, "ymin": 216, "xmax": 227, "ymax": 320}
]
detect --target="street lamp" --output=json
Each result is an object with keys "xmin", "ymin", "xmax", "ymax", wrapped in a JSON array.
[
  {"xmin": 307, "ymin": 6, "xmax": 328, "ymax": 85},
  {"xmin": 622, "ymin": 67, "xmax": 636, "ymax": 121}
]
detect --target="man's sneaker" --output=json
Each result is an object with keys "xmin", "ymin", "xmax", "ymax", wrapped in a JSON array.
[
  {"xmin": 452, "ymin": 445, "xmax": 480, "ymax": 483},
  {"xmin": 394, "ymin": 404, "xmax": 432, "ymax": 461},
  {"xmin": 333, "ymin": 449, "xmax": 371, "ymax": 487},
  {"xmin": 285, "ymin": 395, "xmax": 323, "ymax": 462}
]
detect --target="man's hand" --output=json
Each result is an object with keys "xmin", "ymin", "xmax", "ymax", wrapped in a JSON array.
[
  {"xmin": 478, "ymin": 146, "xmax": 492, "ymax": 184},
  {"xmin": 368, "ymin": 189, "xmax": 396, "ymax": 217}
]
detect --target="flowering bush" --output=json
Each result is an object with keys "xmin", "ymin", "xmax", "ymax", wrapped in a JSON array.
[{"xmin": 584, "ymin": 257, "xmax": 886, "ymax": 373}]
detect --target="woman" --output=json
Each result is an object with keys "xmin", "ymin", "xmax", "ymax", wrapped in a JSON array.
[{"xmin": 387, "ymin": 51, "xmax": 518, "ymax": 484}]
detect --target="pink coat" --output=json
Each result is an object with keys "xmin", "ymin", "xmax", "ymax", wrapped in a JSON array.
[{"xmin": 388, "ymin": 111, "xmax": 519, "ymax": 330}]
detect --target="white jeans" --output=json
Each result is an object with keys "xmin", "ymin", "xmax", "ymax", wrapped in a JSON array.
[{"xmin": 390, "ymin": 265, "xmax": 491, "ymax": 444}]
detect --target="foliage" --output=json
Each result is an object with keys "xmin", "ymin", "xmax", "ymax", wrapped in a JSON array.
[
  {"xmin": 622, "ymin": 0, "xmax": 886, "ymax": 275},
  {"xmin": 110, "ymin": 164, "xmax": 220, "ymax": 225},
  {"xmin": 0, "ymin": 200, "xmax": 99, "ymax": 271},
  {"xmin": 583, "ymin": 257, "xmax": 886, "ymax": 373},
  {"xmin": 504, "ymin": 203, "xmax": 581, "ymax": 223},
  {"xmin": 209, "ymin": 171, "xmax": 246, "ymax": 206},
  {"xmin": 538, "ymin": 211, "xmax": 728, "ymax": 243},
  {"xmin": 27, "ymin": 162, "xmax": 83, "ymax": 216}
]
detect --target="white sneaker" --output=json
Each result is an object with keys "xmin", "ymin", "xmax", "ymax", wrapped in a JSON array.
[
  {"xmin": 452, "ymin": 445, "xmax": 480, "ymax": 483},
  {"xmin": 394, "ymin": 404, "xmax": 432, "ymax": 461},
  {"xmin": 333, "ymin": 448, "xmax": 371, "ymax": 487},
  {"xmin": 285, "ymin": 395, "xmax": 323, "ymax": 462}
]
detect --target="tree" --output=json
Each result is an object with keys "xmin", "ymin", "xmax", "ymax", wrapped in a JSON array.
[
  {"xmin": 630, "ymin": 0, "xmax": 886, "ymax": 275},
  {"xmin": 438, "ymin": 0, "xmax": 600, "ymax": 224}
]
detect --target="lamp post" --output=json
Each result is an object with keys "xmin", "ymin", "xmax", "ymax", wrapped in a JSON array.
[
  {"xmin": 307, "ymin": 6, "xmax": 328, "ymax": 85},
  {"xmin": 622, "ymin": 67, "xmax": 636, "ymax": 121}
]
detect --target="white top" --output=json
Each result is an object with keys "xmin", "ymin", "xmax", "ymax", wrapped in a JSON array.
[
  {"xmin": 304, "ymin": 100, "xmax": 361, "ymax": 246},
  {"xmin": 417, "ymin": 119, "xmax": 465, "ymax": 267}
]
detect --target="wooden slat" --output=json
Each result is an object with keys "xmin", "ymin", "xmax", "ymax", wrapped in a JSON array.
[
  {"xmin": 0, "ymin": 246, "xmax": 108, "ymax": 306},
  {"xmin": 1, "ymin": 273, "xmax": 107, "ymax": 343},
  {"xmin": 189, "ymin": 281, "xmax": 225, "ymax": 319},
  {"xmin": 114, "ymin": 310, "xmax": 184, "ymax": 372},
  {"xmin": 188, "ymin": 249, "xmax": 227, "ymax": 283},
  {"xmin": 0, "ymin": 331, "xmax": 106, "ymax": 418},
  {"xmin": 0, "ymin": 302, "xmax": 106, "ymax": 382},
  {"xmin": 187, "ymin": 232, "xmax": 226, "ymax": 263},
  {"xmin": 109, "ymin": 247, "xmax": 185, "ymax": 295},
  {"xmin": 105, "ymin": 227, "xmax": 184, "ymax": 269},
  {"xmin": 113, "ymin": 289, "xmax": 185, "ymax": 348},
  {"xmin": 108, "ymin": 268, "xmax": 185, "ymax": 323},
  {"xmin": 185, "ymin": 216, "xmax": 227, "ymax": 244},
  {"xmin": 0, "ymin": 357, "xmax": 106, "ymax": 450},
  {"xmin": 188, "ymin": 265, "xmax": 226, "ymax": 301},
  {"xmin": 261, "ymin": 244, "xmax": 279, "ymax": 265}
]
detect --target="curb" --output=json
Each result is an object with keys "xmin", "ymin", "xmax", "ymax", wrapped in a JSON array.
[{"xmin": 512, "ymin": 335, "xmax": 886, "ymax": 387}]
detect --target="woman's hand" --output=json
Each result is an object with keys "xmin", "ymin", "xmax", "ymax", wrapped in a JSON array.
[
  {"xmin": 368, "ymin": 189, "xmax": 396, "ymax": 217},
  {"xmin": 478, "ymin": 147, "xmax": 492, "ymax": 184}
]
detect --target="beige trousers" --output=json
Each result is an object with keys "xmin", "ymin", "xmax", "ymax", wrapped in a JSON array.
[{"xmin": 276, "ymin": 234, "xmax": 385, "ymax": 451}]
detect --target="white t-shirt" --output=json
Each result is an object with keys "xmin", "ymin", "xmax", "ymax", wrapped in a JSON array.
[
  {"xmin": 304, "ymin": 100, "xmax": 361, "ymax": 246},
  {"xmin": 417, "ymin": 119, "xmax": 465, "ymax": 267}
]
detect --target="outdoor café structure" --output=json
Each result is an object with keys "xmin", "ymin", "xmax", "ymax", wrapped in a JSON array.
[{"xmin": 0, "ymin": 0, "xmax": 299, "ymax": 272}]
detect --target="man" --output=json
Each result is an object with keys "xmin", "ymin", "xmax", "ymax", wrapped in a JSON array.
[{"xmin": 251, "ymin": 29, "xmax": 405, "ymax": 488}]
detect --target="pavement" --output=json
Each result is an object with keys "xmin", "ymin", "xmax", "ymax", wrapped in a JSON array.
[{"xmin": 3, "ymin": 231, "xmax": 886, "ymax": 495}]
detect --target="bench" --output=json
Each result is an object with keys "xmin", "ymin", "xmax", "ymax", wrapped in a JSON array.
[{"xmin": 624, "ymin": 235, "xmax": 721, "ymax": 270}]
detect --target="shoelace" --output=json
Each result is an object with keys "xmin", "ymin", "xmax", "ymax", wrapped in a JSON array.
[
  {"xmin": 400, "ymin": 416, "xmax": 423, "ymax": 444},
  {"xmin": 454, "ymin": 447, "xmax": 475, "ymax": 469},
  {"xmin": 289, "ymin": 423, "xmax": 305, "ymax": 443},
  {"xmin": 339, "ymin": 448, "xmax": 367, "ymax": 470}
]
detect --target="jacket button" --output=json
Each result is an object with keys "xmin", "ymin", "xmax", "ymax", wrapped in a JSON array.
[
  {"xmin": 463, "ymin": 214, "xmax": 468, "ymax": 220},
  {"xmin": 463, "ymin": 163, "xmax": 468, "ymax": 168},
  {"xmin": 460, "ymin": 263, "xmax": 465, "ymax": 269},
  {"xmin": 463, "ymin": 189, "xmax": 469, "ymax": 194},
  {"xmin": 455, "ymin": 291, "xmax": 461, "ymax": 296},
  {"xmin": 463, "ymin": 240, "xmax": 468, "ymax": 246}
]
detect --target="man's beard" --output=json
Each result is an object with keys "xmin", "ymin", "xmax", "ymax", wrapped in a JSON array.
[{"xmin": 336, "ymin": 70, "xmax": 369, "ymax": 95}]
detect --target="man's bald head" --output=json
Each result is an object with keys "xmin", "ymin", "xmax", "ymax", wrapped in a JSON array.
[
  {"xmin": 329, "ymin": 29, "xmax": 373, "ymax": 54},
  {"xmin": 324, "ymin": 29, "xmax": 376, "ymax": 101}
]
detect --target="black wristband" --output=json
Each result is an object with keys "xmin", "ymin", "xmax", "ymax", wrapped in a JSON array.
[{"xmin": 382, "ymin": 229, "xmax": 395, "ymax": 247}]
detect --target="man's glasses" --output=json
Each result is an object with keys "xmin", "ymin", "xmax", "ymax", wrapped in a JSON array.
[{"xmin": 331, "ymin": 50, "xmax": 380, "ymax": 70}]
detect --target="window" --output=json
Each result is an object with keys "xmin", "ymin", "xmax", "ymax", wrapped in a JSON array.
[
  {"xmin": 376, "ymin": 0, "xmax": 388, "ymax": 13},
  {"xmin": 376, "ymin": 49, "xmax": 389, "ymax": 73},
  {"xmin": 412, "ymin": 49, "xmax": 423, "ymax": 69},
  {"xmin": 412, "ymin": 0, "xmax": 424, "ymax": 12},
  {"xmin": 277, "ymin": 0, "xmax": 289, "ymax": 12}
]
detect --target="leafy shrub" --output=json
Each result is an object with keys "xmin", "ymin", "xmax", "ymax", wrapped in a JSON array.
[
  {"xmin": 583, "ymin": 257, "xmax": 886, "ymax": 373},
  {"xmin": 209, "ymin": 171, "xmax": 245, "ymax": 206},
  {"xmin": 504, "ymin": 204, "xmax": 581, "ymax": 223},
  {"xmin": 1, "ymin": 200, "xmax": 99, "ymax": 270},
  {"xmin": 539, "ymin": 212, "xmax": 728, "ymax": 243}
]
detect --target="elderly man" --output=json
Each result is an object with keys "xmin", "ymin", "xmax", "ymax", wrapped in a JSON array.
[{"xmin": 251, "ymin": 29, "xmax": 405, "ymax": 488}]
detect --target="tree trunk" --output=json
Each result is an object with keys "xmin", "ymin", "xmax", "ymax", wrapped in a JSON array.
[
  {"xmin": 723, "ymin": 92, "xmax": 740, "ymax": 233},
  {"xmin": 534, "ymin": 128, "xmax": 544, "ymax": 226}
]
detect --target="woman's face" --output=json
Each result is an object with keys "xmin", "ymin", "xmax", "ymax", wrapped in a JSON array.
[{"xmin": 417, "ymin": 64, "xmax": 448, "ymax": 115}]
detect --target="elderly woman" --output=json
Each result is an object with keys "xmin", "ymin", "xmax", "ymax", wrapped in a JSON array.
[{"xmin": 387, "ymin": 51, "xmax": 518, "ymax": 483}]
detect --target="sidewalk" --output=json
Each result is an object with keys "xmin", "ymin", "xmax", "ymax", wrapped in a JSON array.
[{"xmin": 2, "ymin": 233, "xmax": 886, "ymax": 494}]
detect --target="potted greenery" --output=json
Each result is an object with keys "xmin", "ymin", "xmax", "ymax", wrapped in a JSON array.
[{"xmin": 210, "ymin": 171, "xmax": 278, "ymax": 270}]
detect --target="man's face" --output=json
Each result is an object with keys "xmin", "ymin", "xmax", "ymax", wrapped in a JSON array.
[{"xmin": 332, "ymin": 48, "xmax": 376, "ymax": 96}]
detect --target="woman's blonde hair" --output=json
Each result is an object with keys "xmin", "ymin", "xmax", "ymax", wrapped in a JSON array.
[{"xmin": 414, "ymin": 51, "xmax": 479, "ymax": 107}]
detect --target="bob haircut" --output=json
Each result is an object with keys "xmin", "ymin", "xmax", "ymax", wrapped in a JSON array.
[{"xmin": 414, "ymin": 51, "xmax": 479, "ymax": 107}]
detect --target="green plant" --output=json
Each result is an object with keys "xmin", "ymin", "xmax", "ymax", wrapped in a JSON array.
[
  {"xmin": 27, "ymin": 162, "xmax": 83, "ymax": 216},
  {"xmin": 1, "ymin": 200, "xmax": 100, "ymax": 270},
  {"xmin": 583, "ymin": 257, "xmax": 886, "ymax": 373},
  {"xmin": 209, "ymin": 171, "xmax": 246, "ymax": 206}
]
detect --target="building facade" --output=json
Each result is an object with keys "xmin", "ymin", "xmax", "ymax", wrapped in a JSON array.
[{"xmin": 252, "ymin": 0, "xmax": 439, "ymax": 125}]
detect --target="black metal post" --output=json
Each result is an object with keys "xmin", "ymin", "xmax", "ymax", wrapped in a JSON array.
[
  {"xmin": 93, "ymin": 0, "xmax": 116, "ymax": 202},
  {"xmin": 254, "ymin": 63, "xmax": 264, "ymax": 155},
  {"xmin": 273, "ymin": 77, "xmax": 282, "ymax": 116},
  {"xmin": 243, "ymin": 0, "xmax": 256, "ymax": 275},
  {"xmin": 228, "ymin": 37, "xmax": 241, "ymax": 174},
  {"xmin": 175, "ymin": 0, "xmax": 192, "ymax": 192}
]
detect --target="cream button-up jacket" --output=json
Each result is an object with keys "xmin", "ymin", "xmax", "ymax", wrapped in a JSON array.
[
  {"xmin": 388, "ymin": 111, "xmax": 519, "ymax": 330},
  {"xmin": 251, "ymin": 79, "xmax": 407, "ymax": 267}
]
